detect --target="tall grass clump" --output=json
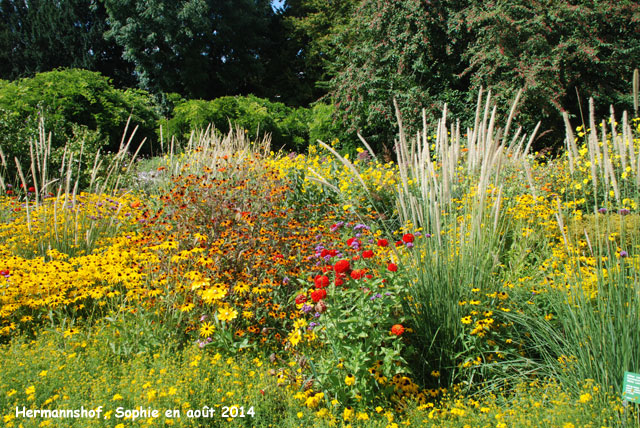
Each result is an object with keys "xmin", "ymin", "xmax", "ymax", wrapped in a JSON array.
[
  {"xmin": 0, "ymin": 116, "xmax": 146, "ymax": 259},
  {"xmin": 509, "ymin": 98, "xmax": 640, "ymax": 407},
  {"xmin": 390, "ymin": 90, "xmax": 550, "ymax": 389}
]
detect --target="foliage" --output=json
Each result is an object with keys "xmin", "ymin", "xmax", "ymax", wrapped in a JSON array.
[
  {"xmin": 453, "ymin": 0, "xmax": 640, "ymax": 149},
  {"xmin": 0, "ymin": 0, "xmax": 135, "ymax": 86},
  {"xmin": 327, "ymin": 0, "xmax": 465, "ymax": 154},
  {"xmin": 327, "ymin": 0, "xmax": 640, "ymax": 153},
  {"xmin": 103, "ymin": 0, "xmax": 297, "ymax": 102},
  {"xmin": 163, "ymin": 96, "xmax": 348, "ymax": 152},
  {"xmin": 0, "ymin": 69, "xmax": 159, "ymax": 186},
  {"xmin": 283, "ymin": 0, "xmax": 360, "ymax": 93}
]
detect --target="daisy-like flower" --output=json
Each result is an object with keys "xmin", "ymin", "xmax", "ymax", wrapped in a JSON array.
[
  {"xmin": 199, "ymin": 321, "xmax": 215, "ymax": 337},
  {"xmin": 218, "ymin": 306, "xmax": 238, "ymax": 322}
]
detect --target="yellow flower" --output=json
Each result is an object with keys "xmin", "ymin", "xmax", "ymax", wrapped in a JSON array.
[
  {"xmin": 343, "ymin": 406, "xmax": 354, "ymax": 421},
  {"xmin": 345, "ymin": 374, "xmax": 355, "ymax": 386},
  {"xmin": 199, "ymin": 322, "xmax": 215, "ymax": 337},
  {"xmin": 25, "ymin": 386, "xmax": 35, "ymax": 395},
  {"xmin": 218, "ymin": 306, "xmax": 238, "ymax": 322},
  {"xmin": 579, "ymin": 392, "xmax": 592, "ymax": 403}
]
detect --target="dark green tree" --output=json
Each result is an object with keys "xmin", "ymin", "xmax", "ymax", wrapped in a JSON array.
[
  {"xmin": 453, "ymin": 0, "xmax": 640, "ymax": 148},
  {"xmin": 327, "ymin": 0, "xmax": 640, "ymax": 153},
  {"xmin": 326, "ymin": 0, "xmax": 467, "ymax": 153},
  {"xmin": 283, "ymin": 0, "xmax": 360, "ymax": 98},
  {"xmin": 103, "ymin": 0, "xmax": 278, "ymax": 99},
  {"xmin": 0, "ymin": 0, "xmax": 135, "ymax": 86}
]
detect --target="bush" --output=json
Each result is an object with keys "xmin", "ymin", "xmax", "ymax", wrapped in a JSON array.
[
  {"xmin": 163, "ymin": 94, "xmax": 310, "ymax": 151},
  {"xmin": 0, "ymin": 69, "xmax": 159, "ymax": 187}
]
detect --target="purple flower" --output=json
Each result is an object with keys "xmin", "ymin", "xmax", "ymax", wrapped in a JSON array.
[
  {"xmin": 598, "ymin": 207, "xmax": 607, "ymax": 214},
  {"xmin": 197, "ymin": 340, "xmax": 205, "ymax": 349},
  {"xmin": 314, "ymin": 312, "xmax": 321, "ymax": 318},
  {"xmin": 370, "ymin": 293, "xmax": 383, "ymax": 301},
  {"xmin": 405, "ymin": 242, "xmax": 414, "ymax": 249},
  {"xmin": 385, "ymin": 292, "xmax": 392, "ymax": 296},
  {"xmin": 200, "ymin": 314, "xmax": 208, "ymax": 322},
  {"xmin": 619, "ymin": 208, "xmax": 630, "ymax": 216},
  {"xmin": 308, "ymin": 322, "xmax": 318, "ymax": 331},
  {"xmin": 283, "ymin": 276, "xmax": 290, "ymax": 285},
  {"xmin": 620, "ymin": 250, "xmax": 629, "ymax": 258},
  {"xmin": 425, "ymin": 234, "xmax": 432, "ymax": 238},
  {"xmin": 302, "ymin": 304, "xmax": 313, "ymax": 313}
]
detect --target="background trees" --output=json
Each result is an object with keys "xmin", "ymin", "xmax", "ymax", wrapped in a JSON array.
[{"xmin": 0, "ymin": 0, "xmax": 638, "ymax": 153}]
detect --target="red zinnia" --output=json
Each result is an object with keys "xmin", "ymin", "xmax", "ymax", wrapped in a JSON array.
[
  {"xmin": 391, "ymin": 324, "xmax": 405, "ymax": 336},
  {"xmin": 335, "ymin": 277, "xmax": 344, "ymax": 286},
  {"xmin": 295, "ymin": 294, "xmax": 307, "ymax": 305},
  {"xmin": 28, "ymin": 186, "xmax": 36, "ymax": 193},
  {"xmin": 395, "ymin": 240, "xmax": 403, "ymax": 247},
  {"xmin": 387, "ymin": 263, "xmax": 398, "ymax": 272},
  {"xmin": 362, "ymin": 250, "xmax": 374, "ymax": 259},
  {"xmin": 350, "ymin": 269, "xmax": 365, "ymax": 280},
  {"xmin": 334, "ymin": 259, "xmax": 351, "ymax": 274},
  {"xmin": 402, "ymin": 234, "xmax": 414, "ymax": 243},
  {"xmin": 314, "ymin": 275, "xmax": 330, "ymax": 288},
  {"xmin": 377, "ymin": 239, "xmax": 389, "ymax": 247},
  {"xmin": 311, "ymin": 289, "xmax": 327, "ymax": 302},
  {"xmin": 320, "ymin": 249, "xmax": 330, "ymax": 258}
]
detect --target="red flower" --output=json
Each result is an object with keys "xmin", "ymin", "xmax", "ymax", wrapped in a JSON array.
[
  {"xmin": 402, "ymin": 234, "xmax": 414, "ymax": 243},
  {"xmin": 334, "ymin": 259, "xmax": 351, "ymax": 274},
  {"xmin": 295, "ymin": 294, "xmax": 307, "ymax": 305},
  {"xmin": 377, "ymin": 239, "xmax": 389, "ymax": 247},
  {"xmin": 346, "ymin": 237, "xmax": 360, "ymax": 247},
  {"xmin": 5, "ymin": 190, "xmax": 12, "ymax": 195},
  {"xmin": 28, "ymin": 186, "xmax": 36, "ymax": 193},
  {"xmin": 350, "ymin": 269, "xmax": 365, "ymax": 280},
  {"xmin": 362, "ymin": 250, "xmax": 374, "ymax": 259},
  {"xmin": 391, "ymin": 324, "xmax": 405, "ymax": 336},
  {"xmin": 395, "ymin": 240, "xmax": 403, "ymax": 247},
  {"xmin": 320, "ymin": 249, "xmax": 330, "ymax": 258},
  {"xmin": 314, "ymin": 275, "xmax": 330, "ymax": 288},
  {"xmin": 335, "ymin": 277, "xmax": 344, "ymax": 286},
  {"xmin": 322, "ymin": 265, "xmax": 333, "ymax": 273},
  {"xmin": 311, "ymin": 289, "xmax": 327, "ymax": 302},
  {"xmin": 387, "ymin": 263, "xmax": 398, "ymax": 272},
  {"xmin": 329, "ymin": 249, "xmax": 338, "ymax": 257}
]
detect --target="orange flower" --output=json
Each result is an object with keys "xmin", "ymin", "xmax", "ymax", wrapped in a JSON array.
[{"xmin": 391, "ymin": 324, "xmax": 405, "ymax": 336}]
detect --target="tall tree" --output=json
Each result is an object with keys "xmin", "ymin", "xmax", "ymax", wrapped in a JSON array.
[
  {"xmin": 103, "ymin": 0, "xmax": 276, "ymax": 99},
  {"xmin": 283, "ymin": 0, "xmax": 359, "ymax": 98},
  {"xmin": 326, "ymin": 0, "xmax": 467, "ymax": 152},
  {"xmin": 326, "ymin": 0, "xmax": 640, "ymax": 152},
  {"xmin": 0, "ymin": 0, "xmax": 135, "ymax": 86}
]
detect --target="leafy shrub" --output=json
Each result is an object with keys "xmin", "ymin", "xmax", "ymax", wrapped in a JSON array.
[{"xmin": 0, "ymin": 69, "xmax": 159, "ymax": 186}]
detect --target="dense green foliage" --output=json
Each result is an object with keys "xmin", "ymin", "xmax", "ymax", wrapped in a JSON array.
[
  {"xmin": 0, "ymin": 69, "xmax": 159, "ymax": 184},
  {"xmin": 1, "ymin": 0, "xmax": 639, "ymax": 154},
  {"xmin": 0, "ymin": 0, "xmax": 135, "ymax": 87},
  {"xmin": 162, "ymin": 95, "xmax": 345, "ymax": 151},
  {"xmin": 327, "ymin": 0, "xmax": 640, "ymax": 151}
]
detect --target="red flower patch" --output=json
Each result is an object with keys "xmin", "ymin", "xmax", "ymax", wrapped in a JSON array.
[
  {"xmin": 311, "ymin": 289, "xmax": 327, "ymax": 302},
  {"xmin": 334, "ymin": 259, "xmax": 351, "ymax": 274}
]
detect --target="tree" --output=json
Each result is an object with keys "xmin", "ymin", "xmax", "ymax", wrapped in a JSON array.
[
  {"xmin": 283, "ymin": 0, "xmax": 360, "ymax": 97},
  {"xmin": 0, "ymin": 0, "xmax": 135, "ymax": 87},
  {"xmin": 327, "ymin": 0, "xmax": 640, "ymax": 153},
  {"xmin": 103, "ymin": 0, "xmax": 276, "ymax": 99},
  {"xmin": 453, "ymin": 0, "xmax": 640, "ymax": 147},
  {"xmin": 327, "ymin": 0, "xmax": 467, "ymax": 152}
]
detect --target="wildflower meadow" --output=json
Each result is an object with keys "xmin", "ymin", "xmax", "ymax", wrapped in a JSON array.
[{"xmin": 0, "ymin": 88, "xmax": 639, "ymax": 428}]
